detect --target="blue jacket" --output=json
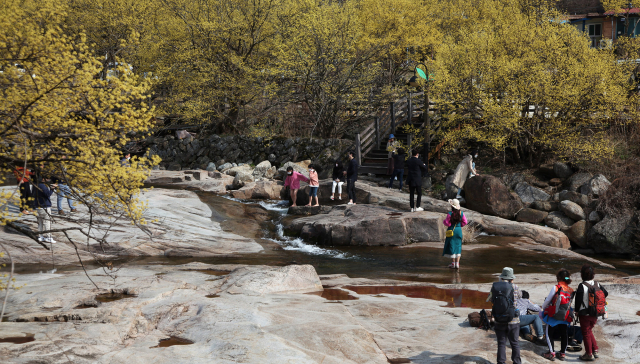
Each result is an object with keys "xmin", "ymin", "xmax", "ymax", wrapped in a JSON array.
[{"xmin": 33, "ymin": 183, "xmax": 53, "ymax": 208}]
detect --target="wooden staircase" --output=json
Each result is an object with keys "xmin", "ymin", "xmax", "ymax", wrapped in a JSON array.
[{"xmin": 357, "ymin": 92, "xmax": 441, "ymax": 175}]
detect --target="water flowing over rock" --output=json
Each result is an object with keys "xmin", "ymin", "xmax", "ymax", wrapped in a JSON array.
[
  {"xmin": 464, "ymin": 175, "xmax": 523, "ymax": 219},
  {"xmin": 559, "ymin": 200, "xmax": 586, "ymax": 221},
  {"xmin": 513, "ymin": 182, "xmax": 550, "ymax": 205}
]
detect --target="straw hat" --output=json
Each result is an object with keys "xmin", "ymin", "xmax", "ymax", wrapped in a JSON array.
[
  {"xmin": 499, "ymin": 267, "xmax": 516, "ymax": 280},
  {"xmin": 448, "ymin": 199, "xmax": 461, "ymax": 210}
]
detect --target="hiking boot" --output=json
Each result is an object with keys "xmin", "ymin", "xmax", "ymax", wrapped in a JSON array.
[
  {"xmin": 58, "ymin": 210, "xmax": 65, "ymax": 215},
  {"xmin": 70, "ymin": 208, "xmax": 77, "ymax": 212},
  {"xmin": 593, "ymin": 351, "xmax": 599, "ymax": 358},
  {"xmin": 555, "ymin": 352, "xmax": 565, "ymax": 361},
  {"xmin": 523, "ymin": 333, "xmax": 535, "ymax": 342},
  {"xmin": 579, "ymin": 354, "xmax": 595, "ymax": 361},
  {"xmin": 543, "ymin": 352, "xmax": 556, "ymax": 361}
]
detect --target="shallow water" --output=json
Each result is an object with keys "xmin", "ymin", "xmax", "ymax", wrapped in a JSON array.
[
  {"xmin": 0, "ymin": 334, "xmax": 35, "ymax": 344},
  {"xmin": 343, "ymin": 285, "xmax": 492, "ymax": 309},
  {"xmin": 151, "ymin": 337, "xmax": 194, "ymax": 348},
  {"xmin": 308, "ymin": 288, "xmax": 359, "ymax": 301}
]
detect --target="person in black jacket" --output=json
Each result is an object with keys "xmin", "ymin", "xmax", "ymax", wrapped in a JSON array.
[
  {"xmin": 345, "ymin": 151, "xmax": 359, "ymax": 205},
  {"xmin": 32, "ymin": 175, "xmax": 57, "ymax": 244},
  {"xmin": 388, "ymin": 148, "xmax": 406, "ymax": 190},
  {"xmin": 331, "ymin": 160, "xmax": 344, "ymax": 201},
  {"xmin": 406, "ymin": 149, "xmax": 429, "ymax": 212}
]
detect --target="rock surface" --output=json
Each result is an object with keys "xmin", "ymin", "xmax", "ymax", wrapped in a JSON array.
[
  {"xmin": 565, "ymin": 172, "xmax": 593, "ymax": 192},
  {"xmin": 580, "ymin": 174, "xmax": 611, "ymax": 197},
  {"xmin": 532, "ymin": 200, "xmax": 558, "ymax": 212},
  {"xmin": 559, "ymin": 190, "xmax": 590, "ymax": 208},
  {"xmin": 553, "ymin": 162, "xmax": 573, "ymax": 178},
  {"xmin": 516, "ymin": 208, "xmax": 548, "ymax": 224},
  {"xmin": 231, "ymin": 180, "xmax": 285, "ymax": 200},
  {"xmin": 559, "ymin": 200, "xmax": 586, "ymax": 221},
  {"xmin": 514, "ymin": 181, "xmax": 551, "ymax": 205},
  {"xmin": 588, "ymin": 214, "xmax": 638, "ymax": 254},
  {"xmin": 463, "ymin": 175, "xmax": 524, "ymax": 219},
  {"xmin": 145, "ymin": 170, "xmax": 233, "ymax": 193},
  {"xmin": 562, "ymin": 220, "xmax": 588, "ymax": 248},
  {"xmin": 545, "ymin": 211, "xmax": 576, "ymax": 230}
]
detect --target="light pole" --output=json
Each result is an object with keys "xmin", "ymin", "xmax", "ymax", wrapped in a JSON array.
[{"xmin": 407, "ymin": 63, "xmax": 431, "ymax": 167}]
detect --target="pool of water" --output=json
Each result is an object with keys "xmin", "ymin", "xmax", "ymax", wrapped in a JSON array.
[{"xmin": 11, "ymin": 193, "xmax": 640, "ymax": 284}]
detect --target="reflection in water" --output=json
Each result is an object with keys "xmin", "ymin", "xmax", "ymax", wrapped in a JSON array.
[
  {"xmin": 344, "ymin": 285, "xmax": 492, "ymax": 309},
  {"xmin": 308, "ymin": 288, "xmax": 358, "ymax": 301},
  {"xmin": 0, "ymin": 334, "xmax": 35, "ymax": 344},
  {"xmin": 150, "ymin": 337, "xmax": 194, "ymax": 348}
]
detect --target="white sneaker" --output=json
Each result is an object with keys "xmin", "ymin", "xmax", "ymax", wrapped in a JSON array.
[
  {"xmin": 347, "ymin": 202, "xmax": 354, "ymax": 205},
  {"xmin": 330, "ymin": 196, "xmax": 335, "ymax": 201},
  {"xmin": 37, "ymin": 236, "xmax": 44, "ymax": 242},
  {"xmin": 415, "ymin": 207, "xmax": 424, "ymax": 212},
  {"xmin": 45, "ymin": 237, "xmax": 57, "ymax": 244},
  {"xmin": 410, "ymin": 208, "xmax": 414, "ymax": 212},
  {"xmin": 338, "ymin": 196, "xmax": 342, "ymax": 200}
]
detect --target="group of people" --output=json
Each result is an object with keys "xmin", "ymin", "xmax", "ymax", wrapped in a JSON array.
[
  {"xmin": 284, "ymin": 150, "xmax": 359, "ymax": 206},
  {"xmin": 490, "ymin": 265, "xmax": 608, "ymax": 363}
]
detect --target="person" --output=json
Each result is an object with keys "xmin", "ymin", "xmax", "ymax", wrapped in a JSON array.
[
  {"xmin": 386, "ymin": 135, "xmax": 398, "ymax": 175},
  {"xmin": 120, "ymin": 152, "xmax": 131, "ymax": 167},
  {"xmin": 575, "ymin": 264, "xmax": 608, "ymax": 361},
  {"xmin": 453, "ymin": 150, "xmax": 480, "ymax": 199},
  {"xmin": 487, "ymin": 267, "xmax": 521, "ymax": 364},
  {"xmin": 442, "ymin": 198, "xmax": 467, "ymax": 269},
  {"xmin": 284, "ymin": 166, "xmax": 309, "ymax": 207},
  {"xmin": 52, "ymin": 158, "xmax": 76, "ymax": 215},
  {"xmin": 346, "ymin": 151, "xmax": 359, "ymax": 205},
  {"xmin": 306, "ymin": 165, "xmax": 320, "ymax": 207},
  {"xmin": 517, "ymin": 290, "xmax": 545, "ymax": 344},
  {"xmin": 32, "ymin": 176, "xmax": 57, "ymax": 244},
  {"xmin": 331, "ymin": 160, "xmax": 344, "ymax": 201},
  {"xmin": 13, "ymin": 166, "xmax": 33, "ymax": 214},
  {"xmin": 406, "ymin": 149, "xmax": 428, "ymax": 212},
  {"xmin": 388, "ymin": 148, "xmax": 406, "ymax": 190},
  {"xmin": 541, "ymin": 269, "xmax": 574, "ymax": 361}
]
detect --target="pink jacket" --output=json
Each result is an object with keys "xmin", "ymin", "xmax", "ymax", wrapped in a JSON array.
[
  {"xmin": 308, "ymin": 170, "xmax": 319, "ymax": 187},
  {"xmin": 284, "ymin": 171, "xmax": 309, "ymax": 190},
  {"xmin": 443, "ymin": 211, "xmax": 468, "ymax": 227}
]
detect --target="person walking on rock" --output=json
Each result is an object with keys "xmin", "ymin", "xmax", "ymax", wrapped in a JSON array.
[
  {"xmin": 33, "ymin": 176, "xmax": 57, "ymax": 244},
  {"xmin": 575, "ymin": 264, "xmax": 608, "ymax": 361},
  {"xmin": 487, "ymin": 267, "xmax": 521, "ymax": 364},
  {"xmin": 331, "ymin": 160, "xmax": 344, "ymax": 201},
  {"xmin": 541, "ymin": 269, "xmax": 574, "ymax": 361},
  {"xmin": 346, "ymin": 151, "xmax": 359, "ymax": 205},
  {"xmin": 406, "ymin": 149, "xmax": 428, "ymax": 212},
  {"xmin": 306, "ymin": 165, "xmax": 320, "ymax": 207},
  {"xmin": 386, "ymin": 134, "xmax": 398, "ymax": 175},
  {"xmin": 388, "ymin": 148, "xmax": 406, "ymax": 190},
  {"xmin": 442, "ymin": 199, "xmax": 466, "ymax": 269},
  {"xmin": 284, "ymin": 166, "xmax": 309, "ymax": 207}
]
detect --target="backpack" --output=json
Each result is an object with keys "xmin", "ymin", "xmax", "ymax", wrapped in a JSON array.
[
  {"xmin": 479, "ymin": 309, "xmax": 492, "ymax": 330},
  {"xmin": 491, "ymin": 281, "xmax": 516, "ymax": 324},
  {"xmin": 583, "ymin": 281, "xmax": 606, "ymax": 317},
  {"xmin": 468, "ymin": 312, "xmax": 481, "ymax": 327},
  {"xmin": 544, "ymin": 284, "xmax": 573, "ymax": 322}
]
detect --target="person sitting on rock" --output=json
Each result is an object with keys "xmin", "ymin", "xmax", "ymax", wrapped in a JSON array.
[
  {"xmin": 453, "ymin": 149, "xmax": 480, "ymax": 199},
  {"xmin": 331, "ymin": 160, "xmax": 344, "ymax": 201},
  {"xmin": 517, "ymin": 290, "xmax": 546, "ymax": 345},
  {"xmin": 306, "ymin": 165, "xmax": 320, "ymax": 207},
  {"xmin": 442, "ymin": 198, "xmax": 467, "ymax": 269},
  {"xmin": 284, "ymin": 166, "xmax": 309, "ymax": 207}
]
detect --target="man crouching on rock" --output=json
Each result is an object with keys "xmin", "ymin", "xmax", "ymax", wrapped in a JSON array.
[{"xmin": 284, "ymin": 166, "xmax": 309, "ymax": 207}]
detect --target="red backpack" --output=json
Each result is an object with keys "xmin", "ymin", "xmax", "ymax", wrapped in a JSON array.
[
  {"xmin": 544, "ymin": 284, "xmax": 573, "ymax": 322},
  {"xmin": 584, "ymin": 281, "xmax": 606, "ymax": 317}
]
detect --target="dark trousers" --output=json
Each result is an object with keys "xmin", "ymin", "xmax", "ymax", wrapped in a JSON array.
[
  {"xmin": 495, "ymin": 323, "xmax": 521, "ymax": 364},
  {"xmin": 409, "ymin": 185, "xmax": 422, "ymax": 209},
  {"xmin": 579, "ymin": 315, "xmax": 598, "ymax": 355},
  {"xmin": 347, "ymin": 179, "xmax": 356, "ymax": 202},
  {"xmin": 546, "ymin": 324, "xmax": 568, "ymax": 353},
  {"xmin": 388, "ymin": 169, "xmax": 404, "ymax": 189}
]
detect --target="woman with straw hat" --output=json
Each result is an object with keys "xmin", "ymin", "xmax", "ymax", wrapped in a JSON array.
[{"xmin": 442, "ymin": 198, "xmax": 467, "ymax": 269}]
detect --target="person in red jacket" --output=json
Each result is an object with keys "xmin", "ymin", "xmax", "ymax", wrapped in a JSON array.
[{"xmin": 284, "ymin": 166, "xmax": 309, "ymax": 207}]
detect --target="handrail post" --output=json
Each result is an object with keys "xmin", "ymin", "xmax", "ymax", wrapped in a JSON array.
[
  {"xmin": 407, "ymin": 134, "xmax": 412, "ymax": 154},
  {"xmin": 356, "ymin": 133, "xmax": 362, "ymax": 166},
  {"xmin": 390, "ymin": 102, "xmax": 395, "ymax": 135},
  {"xmin": 375, "ymin": 117, "xmax": 380, "ymax": 149}
]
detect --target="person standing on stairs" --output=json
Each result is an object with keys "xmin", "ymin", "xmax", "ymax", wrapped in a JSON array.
[
  {"xmin": 386, "ymin": 135, "xmax": 398, "ymax": 175},
  {"xmin": 406, "ymin": 149, "xmax": 428, "ymax": 212},
  {"xmin": 442, "ymin": 198, "xmax": 466, "ymax": 269},
  {"xmin": 388, "ymin": 148, "xmax": 406, "ymax": 190},
  {"xmin": 346, "ymin": 151, "xmax": 359, "ymax": 205}
]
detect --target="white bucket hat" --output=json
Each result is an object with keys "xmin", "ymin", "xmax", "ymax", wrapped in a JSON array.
[{"xmin": 448, "ymin": 199, "xmax": 461, "ymax": 210}]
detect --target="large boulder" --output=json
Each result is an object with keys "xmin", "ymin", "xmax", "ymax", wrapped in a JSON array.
[
  {"xmin": 264, "ymin": 166, "xmax": 277, "ymax": 179},
  {"xmin": 559, "ymin": 200, "xmax": 586, "ymax": 221},
  {"xmin": 231, "ymin": 180, "xmax": 285, "ymax": 200},
  {"xmin": 532, "ymin": 201, "xmax": 558, "ymax": 212},
  {"xmin": 277, "ymin": 161, "xmax": 310, "ymax": 180},
  {"xmin": 516, "ymin": 208, "xmax": 548, "ymax": 224},
  {"xmin": 565, "ymin": 172, "xmax": 593, "ymax": 192},
  {"xmin": 558, "ymin": 190, "xmax": 590, "ymax": 208},
  {"xmin": 588, "ymin": 214, "xmax": 638, "ymax": 254},
  {"xmin": 445, "ymin": 174, "xmax": 459, "ymax": 199},
  {"xmin": 224, "ymin": 164, "xmax": 252, "ymax": 177},
  {"xmin": 233, "ymin": 171, "xmax": 254, "ymax": 189},
  {"xmin": 503, "ymin": 173, "xmax": 526, "ymax": 190},
  {"xmin": 538, "ymin": 165, "xmax": 556, "ymax": 178},
  {"xmin": 221, "ymin": 265, "xmax": 323, "ymax": 295},
  {"xmin": 464, "ymin": 175, "xmax": 523, "ymax": 219},
  {"xmin": 286, "ymin": 205, "xmax": 445, "ymax": 246},
  {"xmin": 580, "ymin": 174, "xmax": 611, "ymax": 197},
  {"xmin": 545, "ymin": 211, "xmax": 575, "ymax": 230},
  {"xmin": 252, "ymin": 160, "xmax": 272, "ymax": 179},
  {"xmin": 562, "ymin": 220, "xmax": 588, "ymax": 248},
  {"xmin": 206, "ymin": 162, "xmax": 217, "ymax": 172},
  {"xmin": 588, "ymin": 211, "xmax": 601, "ymax": 224},
  {"xmin": 514, "ymin": 182, "xmax": 551, "ymax": 205},
  {"xmin": 553, "ymin": 162, "xmax": 573, "ymax": 179}
]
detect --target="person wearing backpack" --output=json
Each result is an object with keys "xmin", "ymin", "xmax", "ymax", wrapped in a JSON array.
[
  {"xmin": 486, "ymin": 267, "xmax": 521, "ymax": 364},
  {"xmin": 575, "ymin": 264, "xmax": 608, "ymax": 361},
  {"xmin": 541, "ymin": 269, "xmax": 575, "ymax": 361}
]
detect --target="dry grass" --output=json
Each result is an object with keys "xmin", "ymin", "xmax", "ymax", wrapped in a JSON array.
[{"xmin": 462, "ymin": 222, "xmax": 481, "ymax": 244}]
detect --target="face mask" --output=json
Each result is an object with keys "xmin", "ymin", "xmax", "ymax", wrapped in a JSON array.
[
  {"xmin": 335, "ymin": 164, "xmax": 338, "ymax": 167},
  {"xmin": 287, "ymin": 172, "xmax": 292, "ymax": 175},
  {"xmin": 309, "ymin": 169, "xmax": 314, "ymax": 172},
  {"xmin": 474, "ymin": 154, "xmax": 478, "ymax": 159}
]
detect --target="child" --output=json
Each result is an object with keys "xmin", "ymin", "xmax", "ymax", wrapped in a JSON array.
[
  {"xmin": 284, "ymin": 166, "xmax": 309, "ymax": 207},
  {"xmin": 307, "ymin": 165, "xmax": 319, "ymax": 207}
]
